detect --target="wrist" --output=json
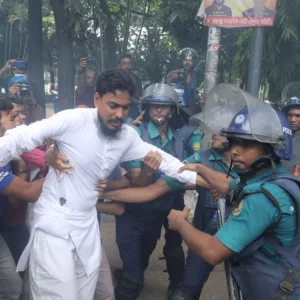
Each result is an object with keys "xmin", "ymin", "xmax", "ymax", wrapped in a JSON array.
[
  {"xmin": 18, "ymin": 168, "xmax": 28, "ymax": 174},
  {"xmin": 175, "ymin": 217, "xmax": 188, "ymax": 232},
  {"xmin": 141, "ymin": 169, "xmax": 153, "ymax": 177}
]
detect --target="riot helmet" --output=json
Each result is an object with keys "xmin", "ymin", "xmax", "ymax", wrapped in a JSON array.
[
  {"xmin": 141, "ymin": 83, "xmax": 183, "ymax": 128},
  {"xmin": 202, "ymin": 83, "xmax": 292, "ymax": 176},
  {"xmin": 281, "ymin": 82, "xmax": 300, "ymax": 114},
  {"xmin": 178, "ymin": 48, "xmax": 198, "ymax": 70}
]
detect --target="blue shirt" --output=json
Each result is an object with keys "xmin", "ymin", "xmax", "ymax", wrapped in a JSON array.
[{"xmin": 0, "ymin": 164, "xmax": 15, "ymax": 215}]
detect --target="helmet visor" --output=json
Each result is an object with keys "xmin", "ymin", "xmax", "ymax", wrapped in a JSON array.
[
  {"xmin": 281, "ymin": 82, "xmax": 300, "ymax": 104},
  {"xmin": 203, "ymin": 83, "xmax": 284, "ymax": 144}
]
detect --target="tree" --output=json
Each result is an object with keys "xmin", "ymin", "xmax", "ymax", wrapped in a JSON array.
[
  {"xmin": 50, "ymin": 0, "xmax": 74, "ymax": 110},
  {"xmin": 234, "ymin": 0, "xmax": 300, "ymax": 104},
  {"xmin": 28, "ymin": 0, "xmax": 45, "ymax": 109}
]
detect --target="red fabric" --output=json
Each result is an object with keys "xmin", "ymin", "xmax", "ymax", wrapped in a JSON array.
[{"xmin": 21, "ymin": 148, "xmax": 46, "ymax": 169}]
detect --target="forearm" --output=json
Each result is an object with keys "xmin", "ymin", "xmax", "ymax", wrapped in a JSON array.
[
  {"xmin": 195, "ymin": 175, "xmax": 211, "ymax": 189},
  {"xmin": 22, "ymin": 178, "xmax": 45, "ymax": 202},
  {"xmin": 195, "ymin": 164, "xmax": 231, "ymax": 192},
  {"xmin": 3, "ymin": 177, "xmax": 45, "ymax": 203},
  {"xmin": 130, "ymin": 172, "xmax": 150, "ymax": 187},
  {"xmin": 177, "ymin": 219, "xmax": 229, "ymax": 265},
  {"xmin": 102, "ymin": 180, "xmax": 171, "ymax": 203},
  {"xmin": 0, "ymin": 67, "xmax": 8, "ymax": 77},
  {"xmin": 106, "ymin": 177, "xmax": 130, "ymax": 190},
  {"xmin": 96, "ymin": 201, "xmax": 125, "ymax": 216}
]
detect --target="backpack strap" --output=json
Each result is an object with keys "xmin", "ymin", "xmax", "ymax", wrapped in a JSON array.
[
  {"xmin": 201, "ymin": 150, "xmax": 214, "ymax": 169},
  {"xmin": 173, "ymin": 125, "xmax": 198, "ymax": 161},
  {"xmin": 139, "ymin": 123, "xmax": 151, "ymax": 144},
  {"xmin": 178, "ymin": 125, "xmax": 198, "ymax": 145}
]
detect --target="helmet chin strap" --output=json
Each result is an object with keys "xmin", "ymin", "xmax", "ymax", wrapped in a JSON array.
[{"xmin": 233, "ymin": 155, "xmax": 277, "ymax": 179}]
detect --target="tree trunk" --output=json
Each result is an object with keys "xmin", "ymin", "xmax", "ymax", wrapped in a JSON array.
[
  {"xmin": 18, "ymin": 20, "xmax": 23, "ymax": 59},
  {"xmin": 133, "ymin": 2, "xmax": 147, "ymax": 60},
  {"xmin": 99, "ymin": 0, "xmax": 117, "ymax": 69},
  {"xmin": 4, "ymin": 22, "xmax": 9, "ymax": 62},
  {"xmin": 8, "ymin": 21, "xmax": 13, "ymax": 61},
  {"xmin": 50, "ymin": 0, "xmax": 74, "ymax": 111},
  {"xmin": 22, "ymin": 33, "xmax": 28, "ymax": 61},
  {"xmin": 122, "ymin": 0, "xmax": 133, "ymax": 55},
  {"xmin": 28, "ymin": 0, "xmax": 45, "ymax": 110},
  {"xmin": 268, "ymin": 80, "xmax": 281, "ymax": 105}
]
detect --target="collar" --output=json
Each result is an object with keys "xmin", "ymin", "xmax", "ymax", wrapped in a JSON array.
[
  {"xmin": 245, "ymin": 162, "xmax": 286, "ymax": 185},
  {"xmin": 147, "ymin": 121, "xmax": 174, "ymax": 141},
  {"xmin": 208, "ymin": 149, "xmax": 223, "ymax": 162}
]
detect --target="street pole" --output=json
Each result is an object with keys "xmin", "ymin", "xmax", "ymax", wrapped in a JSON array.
[
  {"xmin": 247, "ymin": 28, "xmax": 264, "ymax": 97},
  {"xmin": 203, "ymin": 27, "xmax": 221, "ymax": 101},
  {"xmin": 201, "ymin": 27, "xmax": 221, "ymax": 150}
]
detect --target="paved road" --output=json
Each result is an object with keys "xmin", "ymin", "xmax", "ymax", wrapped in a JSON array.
[{"xmin": 101, "ymin": 215, "xmax": 229, "ymax": 300}]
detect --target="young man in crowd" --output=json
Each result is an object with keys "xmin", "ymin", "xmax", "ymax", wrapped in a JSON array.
[
  {"xmin": 0, "ymin": 98, "xmax": 44, "ymax": 300},
  {"xmin": 0, "ymin": 69, "xmax": 197, "ymax": 300}
]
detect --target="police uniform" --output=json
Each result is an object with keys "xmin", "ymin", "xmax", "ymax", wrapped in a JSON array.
[
  {"xmin": 115, "ymin": 121, "xmax": 202, "ymax": 297},
  {"xmin": 166, "ymin": 71, "xmax": 198, "ymax": 108},
  {"xmin": 216, "ymin": 163, "xmax": 299, "ymax": 299},
  {"xmin": 165, "ymin": 149, "xmax": 238, "ymax": 300},
  {"xmin": 198, "ymin": 83, "xmax": 300, "ymax": 300}
]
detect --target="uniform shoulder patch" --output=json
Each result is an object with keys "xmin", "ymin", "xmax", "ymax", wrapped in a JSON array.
[
  {"xmin": 233, "ymin": 201, "xmax": 244, "ymax": 216},
  {"xmin": 193, "ymin": 142, "xmax": 201, "ymax": 151}
]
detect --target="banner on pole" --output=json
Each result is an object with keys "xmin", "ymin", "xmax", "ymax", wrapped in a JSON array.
[{"xmin": 203, "ymin": 0, "xmax": 277, "ymax": 28}]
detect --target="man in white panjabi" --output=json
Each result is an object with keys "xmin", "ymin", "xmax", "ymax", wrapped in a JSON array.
[{"xmin": 0, "ymin": 69, "xmax": 197, "ymax": 300}]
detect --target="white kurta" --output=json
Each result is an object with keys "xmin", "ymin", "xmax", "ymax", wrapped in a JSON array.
[{"xmin": 0, "ymin": 108, "xmax": 196, "ymax": 275}]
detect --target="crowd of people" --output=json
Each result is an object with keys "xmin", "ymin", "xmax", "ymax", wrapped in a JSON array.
[{"xmin": 0, "ymin": 44, "xmax": 300, "ymax": 300}]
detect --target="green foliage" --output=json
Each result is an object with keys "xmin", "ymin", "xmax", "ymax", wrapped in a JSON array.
[{"xmin": 233, "ymin": 0, "xmax": 300, "ymax": 101}]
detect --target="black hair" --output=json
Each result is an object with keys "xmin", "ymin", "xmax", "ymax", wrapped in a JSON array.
[
  {"xmin": 119, "ymin": 53, "xmax": 133, "ymax": 64},
  {"xmin": 0, "ymin": 98, "xmax": 13, "ymax": 118},
  {"xmin": 7, "ymin": 97, "xmax": 25, "ymax": 106},
  {"xmin": 96, "ymin": 69, "xmax": 135, "ymax": 98}
]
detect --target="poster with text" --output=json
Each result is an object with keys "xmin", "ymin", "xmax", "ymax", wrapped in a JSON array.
[{"xmin": 204, "ymin": 0, "xmax": 277, "ymax": 28}]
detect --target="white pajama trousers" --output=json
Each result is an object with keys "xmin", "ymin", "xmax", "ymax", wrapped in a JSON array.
[{"xmin": 29, "ymin": 229, "xmax": 99, "ymax": 300}]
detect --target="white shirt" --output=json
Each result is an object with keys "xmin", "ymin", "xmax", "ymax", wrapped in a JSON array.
[{"xmin": 0, "ymin": 108, "xmax": 196, "ymax": 275}]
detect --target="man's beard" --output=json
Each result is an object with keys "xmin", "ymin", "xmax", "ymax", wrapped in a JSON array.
[{"xmin": 98, "ymin": 115, "xmax": 124, "ymax": 137}]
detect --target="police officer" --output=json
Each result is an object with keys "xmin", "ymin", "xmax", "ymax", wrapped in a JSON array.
[
  {"xmin": 168, "ymin": 84, "xmax": 300, "ymax": 300},
  {"xmin": 115, "ymin": 83, "xmax": 202, "ymax": 300},
  {"xmin": 169, "ymin": 133, "xmax": 238, "ymax": 300},
  {"xmin": 281, "ymin": 83, "xmax": 300, "ymax": 174},
  {"xmin": 166, "ymin": 48, "xmax": 201, "ymax": 122}
]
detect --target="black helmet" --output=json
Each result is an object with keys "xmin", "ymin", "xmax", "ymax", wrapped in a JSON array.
[
  {"xmin": 179, "ymin": 48, "xmax": 198, "ymax": 69},
  {"xmin": 281, "ymin": 82, "xmax": 300, "ymax": 114}
]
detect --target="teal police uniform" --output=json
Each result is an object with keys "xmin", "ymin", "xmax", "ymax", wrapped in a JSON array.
[
  {"xmin": 115, "ymin": 120, "xmax": 202, "ymax": 298},
  {"xmin": 125, "ymin": 121, "xmax": 201, "ymax": 170},
  {"xmin": 166, "ymin": 149, "xmax": 239, "ymax": 300},
  {"xmin": 217, "ymin": 163, "xmax": 296, "ymax": 260}
]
